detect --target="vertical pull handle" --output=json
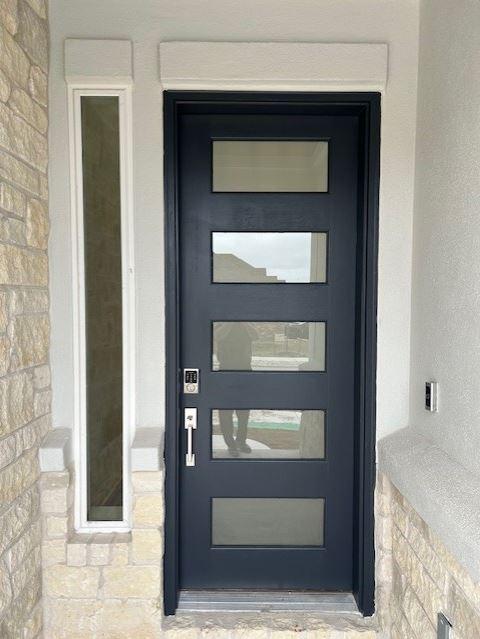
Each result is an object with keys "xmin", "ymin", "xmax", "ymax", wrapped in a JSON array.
[{"xmin": 184, "ymin": 408, "xmax": 197, "ymax": 467}]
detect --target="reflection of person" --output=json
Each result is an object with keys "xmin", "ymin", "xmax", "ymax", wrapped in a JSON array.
[{"xmin": 215, "ymin": 322, "xmax": 258, "ymax": 457}]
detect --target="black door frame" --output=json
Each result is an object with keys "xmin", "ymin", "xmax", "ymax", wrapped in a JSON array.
[{"xmin": 163, "ymin": 91, "xmax": 380, "ymax": 617}]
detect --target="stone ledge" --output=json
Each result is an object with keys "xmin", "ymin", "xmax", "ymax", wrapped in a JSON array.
[
  {"xmin": 131, "ymin": 427, "xmax": 163, "ymax": 471},
  {"xmin": 39, "ymin": 428, "xmax": 71, "ymax": 471},
  {"xmin": 378, "ymin": 427, "xmax": 480, "ymax": 583},
  {"xmin": 162, "ymin": 612, "xmax": 379, "ymax": 637}
]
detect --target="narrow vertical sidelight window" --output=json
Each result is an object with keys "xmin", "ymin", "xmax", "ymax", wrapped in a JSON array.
[{"xmin": 71, "ymin": 89, "xmax": 133, "ymax": 530}]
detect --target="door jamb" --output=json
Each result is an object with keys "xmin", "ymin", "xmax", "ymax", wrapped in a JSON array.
[{"xmin": 163, "ymin": 91, "xmax": 380, "ymax": 616}]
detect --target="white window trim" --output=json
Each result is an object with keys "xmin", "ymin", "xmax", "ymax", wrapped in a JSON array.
[{"xmin": 68, "ymin": 85, "xmax": 135, "ymax": 533}]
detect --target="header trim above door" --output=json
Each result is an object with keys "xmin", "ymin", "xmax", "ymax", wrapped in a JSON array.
[{"xmin": 158, "ymin": 42, "xmax": 388, "ymax": 91}]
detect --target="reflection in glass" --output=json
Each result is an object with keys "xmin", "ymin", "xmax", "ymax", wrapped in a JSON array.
[
  {"xmin": 213, "ymin": 232, "xmax": 327, "ymax": 283},
  {"xmin": 213, "ymin": 140, "xmax": 328, "ymax": 192},
  {"xmin": 81, "ymin": 96, "xmax": 123, "ymax": 522},
  {"xmin": 212, "ymin": 498, "xmax": 325, "ymax": 546},
  {"xmin": 212, "ymin": 409, "xmax": 325, "ymax": 459},
  {"xmin": 213, "ymin": 322, "xmax": 325, "ymax": 371}
]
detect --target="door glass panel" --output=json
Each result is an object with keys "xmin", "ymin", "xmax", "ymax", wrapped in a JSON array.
[
  {"xmin": 212, "ymin": 409, "xmax": 325, "ymax": 459},
  {"xmin": 212, "ymin": 498, "xmax": 325, "ymax": 546},
  {"xmin": 213, "ymin": 141, "xmax": 328, "ymax": 192},
  {"xmin": 212, "ymin": 321, "xmax": 326, "ymax": 371},
  {"xmin": 212, "ymin": 232, "xmax": 327, "ymax": 283}
]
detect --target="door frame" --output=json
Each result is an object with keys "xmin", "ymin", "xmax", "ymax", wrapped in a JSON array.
[{"xmin": 163, "ymin": 91, "xmax": 380, "ymax": 616}]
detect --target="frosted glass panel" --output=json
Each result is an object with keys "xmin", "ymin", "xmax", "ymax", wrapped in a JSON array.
[
  {"xmin": 212, "ymin": 498, "xmax": 325, "ymax": 546},
  {"xmin": 213, "ymin": 232, "xmax": 327, "ymax": 283},
  {"xmin": 212, "ymin": 409, "xmax": 325, "ymax": 459},
  {"xmin": 213, "ymin": 141, "xmax": 328, "ymax": 192},
  {"xmin": 213, "ymin": 322, "xmax": 326, "ymax": 371}
]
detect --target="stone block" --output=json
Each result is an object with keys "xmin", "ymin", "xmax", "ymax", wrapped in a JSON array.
[
  {"xmin": 110, "ymin": 541, "xmax": 129, "ymax": 565},
  {"xmin": 40, "ymin": 476, "xmax": 69, "ymax": 514},
  {"xmin": 0, "ymin": 243, "xmax": 48, "ymax": 285},
  {"xmin": 9, "ymin": 87, "xmax": 47, "ymax": 133},
  {"xmin": 45, "ymin": 515, "xmax": 69, "ymax": 538},
  {"xmin": 0, "ymin": 290, "xmax": 8, "ymax": 332},
  {"xmin": 66, "ymin": 542, "xmax": 87, "ymax": 567},
  {"xmin": 0, "ymin": 181, "xmax": 26, "ymax": 216},
  {"xmin": 102, "ymin": 565, "xmax": 161, "ymax": 598},
  {"xmin": 0, "ymin": 149, "xmax": 39, "ymax": 194},
  {"xmin": 0, "ymin": 431, "xmax": 17, "ymax": 470},
  {"xmin": 0, "ymin": 25, "xmax": 30, "ymax": 87},
  {"xmin": 16, "ymin": 0, "xmax": 48, "ymax": 71},
  {"xmin": 0, "ymin": 371, "xmax": 34, "ymax": 437},
  {"xmin": 34, "ymin": 387, "xmax": 51, "ymax": 417},
  {"xmin": 0, "ymin": 102, "xmax": 47, "ymax": 171},
  {"xmin": 0, "ymin": 0, "xmax": 18, "ymax": 35},
  {"xmin": 0, "ymin": 447, "xmax": 39, "ymax": 505},
  {"xmin": 25, "ymin": 0, "xmax": 46, "ymax": 19},
  {"xmin": 0, "ymin": 69, "xmax": 9, "ymax": 102},
  {"xmin": 28, "ymin": 65, "xmax": 47, "ymax": 106},
  {"xmin": 88, "ymin": 541, "xmax": 110, "ymax": 566},
  {"xmin": 133, "ymin": 493, "xmax": 163, "ymax": 527},
  {"xmin": 10, "ymin": 544, "xmax": 41, "ymax": 598},
  {"xmin": 26, "ymin": 196, "xmax": 48, "ymax": 247},
  {"xmin": 23, "ymin": 602, "xmax": 42, "ymax": 639},
  {"xmin": 132, "ymin": 470, "xmax": 164, "ymax": 493},
  {"xmin": 33, "ymin": 363, "xmax": 50, "ymax": 388},
  {"xmin": 9, "ymin": 313, "xmax": 49, "ymax": 370},
  {"xmin": 42, "ymin": 539, "xmax": 66, "ymax": 566},
  {"xmin": 10, "ymin": 285, "xmax": 50, "ymax": 316},
  {"xmin": 0, "ymin": 486, "xmax": 39, "ymax": 555},
  {"xmin": 132, "ymin": 528, "xmax": 162, "ymax": 563},
  {"xmin": 6, "ymin": 518, "xmax": 41, "ymax": 571},
  {"xmin": 44, "ymin": 564, "xmax": 100, "ymax": 598}
]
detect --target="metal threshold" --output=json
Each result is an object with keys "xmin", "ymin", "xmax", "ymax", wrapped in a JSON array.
[{"xmin": 178, "ymin": 590, "xmax": 360, "ymax": 614}]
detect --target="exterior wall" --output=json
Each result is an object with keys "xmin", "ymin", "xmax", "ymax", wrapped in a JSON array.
[
  {"xmin": 384, "ymin": 474, "xmax": 480, "ymax": 639},
  {"xmin": 49, "ymin": 0, "xmax": 419, "ymax": 445},
  {"xmin": 0, "ymin": 1, "xmax": 49, "ymax": 638},
  {"xmin": 409, "ymin": 0, "xmax": 480, "ymax": 476},
  {"xmin": 41, "ymin": 468, "xmax": 163, "ymax": 638}
]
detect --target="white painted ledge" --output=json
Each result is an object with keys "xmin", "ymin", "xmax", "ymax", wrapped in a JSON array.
[
  {"xmin": 131, "ymin": 427, "xmax": 163, "ymax": 471},
  {"xmin": 378, "ymin": 428, "xmax": 480, "ymax": 582},
  {"xmin": 158, "ymin": 42, "xmax": 388, "ymax": 91},
  {"xmin": 39, "ymin": 428, "xmax": 72, "ymax": 472},
  {"xmin": 65, "ymin": 39, "xmax": 133, "ymax": 84}
]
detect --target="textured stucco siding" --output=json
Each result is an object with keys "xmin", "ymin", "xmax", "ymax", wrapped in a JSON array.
[{"xmin": 0, "ymin": 1, "xmax": 49, "ymax": 637}]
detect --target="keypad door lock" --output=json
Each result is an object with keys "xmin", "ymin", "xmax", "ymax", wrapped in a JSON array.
[{"xmin": 183, "ymin": 368, "xmax": 199, "ymax": 394}]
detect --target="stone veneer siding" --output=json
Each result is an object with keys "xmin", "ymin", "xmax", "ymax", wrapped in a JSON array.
[
  {"xmin": 41, "ymin": 469, "xmax": 163, "ymax": 638},
  {"xmin": 0, "ymin": 1, "xmax": 49, "ymax": 638},
  {"xmin": 382, "ymin": 473, "xmax": 480, "ymax": 639}
]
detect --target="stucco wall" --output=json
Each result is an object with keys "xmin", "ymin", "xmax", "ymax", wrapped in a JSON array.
[
  {"xmin": 409, "ymin": 0, "xmax": 480, "ymax": 476},
  {"xmin": 0, "ymin": 1, "xmax": 49, "ymax": 637},
  {"xmin": 48, "ymin": 0, "xmax": 419, "ymax": 443}
]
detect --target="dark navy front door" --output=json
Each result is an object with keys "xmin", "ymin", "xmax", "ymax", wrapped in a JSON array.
[{"xmin": 177, "ymin": 104, "xmax": 360, "ymax": 591}]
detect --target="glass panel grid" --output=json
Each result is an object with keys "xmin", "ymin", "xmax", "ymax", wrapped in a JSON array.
[
  {"xmin": 212, "ymin": 498, "xmax": 325, "ymax": 546},
  {"xmin": 212, "ymin": 232, "xmax": 327, "ymax": 284},
  {"xmin": 213, "ymin": 140, "xmax": 329, "ymax": 192},
  {"xmin": 213, "ymin": 321, "xmax": 326, "ymax": 372},
  {"xmin": 212, "ymin": 409, "xmax": 325, "ymax": 459}
]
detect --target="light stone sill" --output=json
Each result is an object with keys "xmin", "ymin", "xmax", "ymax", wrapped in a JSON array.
[
  {"xmin": 378, "ymin": 427, "xmax": 480, "ymax": 583},
  {"xmin": 162, "ymin": 611, "xmax": 379, "ymax": 636},
  {"xmin": 131, "ymin": 427, "xmax": 163, "ymax": 471},
  {"xmin": 68, "ymin": 531, "xmax": 132, "ymax": 545}
]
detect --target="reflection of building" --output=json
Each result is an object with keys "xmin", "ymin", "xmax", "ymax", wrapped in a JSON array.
[{"xmin": 214, "ymin": 253, "xmax": 285, "ymax": 283}]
